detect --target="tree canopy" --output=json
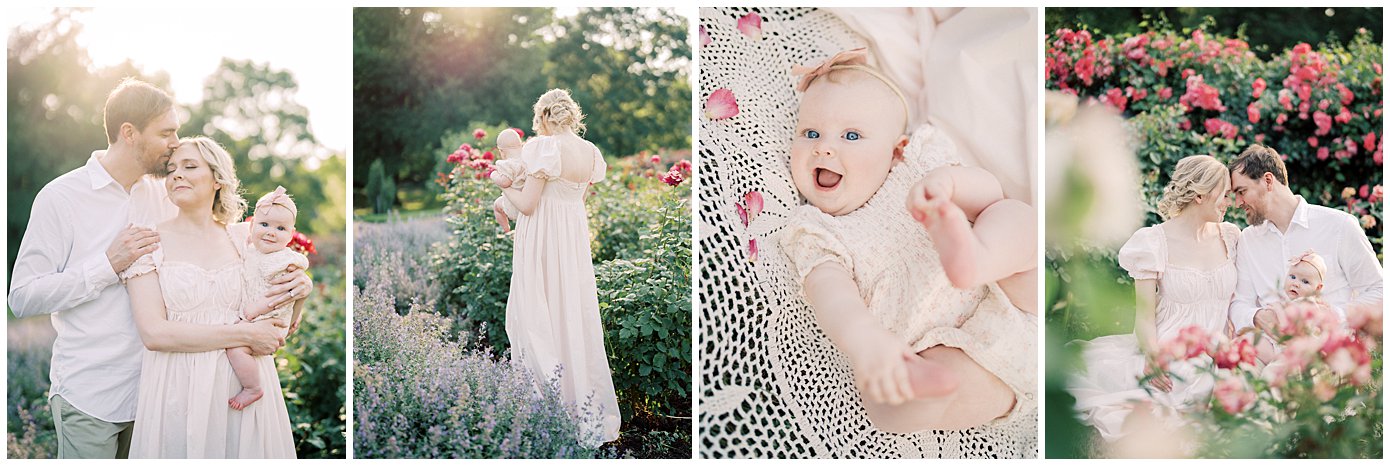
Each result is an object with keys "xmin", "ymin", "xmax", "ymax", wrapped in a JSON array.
[{"xmin": 352, "ymin": 7, "xmax": 691, "ymax": 198}]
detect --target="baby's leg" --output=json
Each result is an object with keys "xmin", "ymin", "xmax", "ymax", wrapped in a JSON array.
[
  {"xmin": 862, "ymin": 346, "xmax": 1015, "ymax": 433},
  {"xmin": 227, "ymin": 346, "xmax": 264, "ymax": 410},
  {"xmin": 907, "ymin": 167, "xmax": 1038, "ymax": 298},
  {"xmin": 493, "ymin": 198, "xmax": 511, "ymax": 233}
]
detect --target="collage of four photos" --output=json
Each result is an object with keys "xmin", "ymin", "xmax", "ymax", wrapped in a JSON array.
[{"xmin": 4, "ymin": 5, "xmax": 1385, "ymax": 460}]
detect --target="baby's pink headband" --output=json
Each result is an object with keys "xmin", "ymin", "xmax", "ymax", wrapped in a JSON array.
[
  {"xmin": 255, "ymin": 186, "xmax": 297, "ymax": 218},
  {"xmin": 791, "ymin": 48, "xmax": 909, "ymax": 118},
  {"xmin": 1289, "ymin": 249, "xmax": 1326, "ymax": 281}
]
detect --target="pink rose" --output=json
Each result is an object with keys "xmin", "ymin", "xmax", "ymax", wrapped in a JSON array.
[
  {"xmin": 1158, "ymin": 87, "xmax": 1172, "ymax": 100},
  {"xmin": 1251, "ymin": 77, "xmax": 1267, "ymax": 99},
  {"xmin": 1246, "ymin": 102, "xmax": 1261, "ymax": 123},
  {"xmin": 473, "ymin": 128, "xmax": 487, "ymax": 140},
  {"xmin": 1213, "ymin": 377, "xmax": 1255, "ymax": 414},
  {"xmin": 1317, "ymin": 147, "xmax": 1330, "ymax": 160},
  {"xmin": 1313, "ymin": 111, "xmax": 1332, "ymax": 136},
  {"xmin": 1337, "ymin": 83, "xmax": 1354, "ymax": 106},
  {"xmin": 1364, "ymin": 132, "xmax": 1378, "ymax": 152}
]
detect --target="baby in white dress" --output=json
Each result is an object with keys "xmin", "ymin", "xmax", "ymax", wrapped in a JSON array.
[
  {"xmin": 227, "ymin": 186, "xmax": 308, "ymax": 410},
  {"xmin": 780, "ymin": 48, "xmax": 1037, "ymax": 432},
  {"xmin": 490, "ymin": 128, "xmax": 527, "ymax": 232}
]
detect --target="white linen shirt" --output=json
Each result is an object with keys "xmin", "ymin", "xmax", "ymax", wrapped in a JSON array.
[
  {"xmin": 1229, "ymin": 196, "xmax": 1384, "ymax": 330},
  {"xmin": 8, "ymin": 151, "xmax": 176, "ymax": 422}
]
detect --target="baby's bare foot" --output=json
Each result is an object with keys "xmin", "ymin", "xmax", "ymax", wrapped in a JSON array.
[
  {"xmin": 494, "ymin": 209, "xmax": 511, "ymax": 233},
  {"xmin": 923, "ymin": 200, "xmax": 980, "ymax": 289},
  {"xmin": 229, "ymin": 387, "xmax": 263, "ymax": 411},
  {"xmin": 905, "ymin": 353, "xmax": 959, "ymax": 398}
]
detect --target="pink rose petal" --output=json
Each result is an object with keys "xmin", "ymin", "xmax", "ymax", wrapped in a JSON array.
[
  {"xmin": 704, "ymin": 88, "xmax": 739, "ymax": 120},
  {"xmin": 743, "ymin": 191, "xmax": 764, "ymax": 222},
  {"xmin": 737, "ymin": 13, "xmax": 762, "ymax": 41},
  {"xmin": 747, "ymin": 238, "xmax": 759, "ymax": 262},
  {"xmin": 736, "ymin": 203, "xmax": 748, "ymax": 226},
  {"xmin": 700, "ymin": 25, "xmax": 712, "ymax": 48}
]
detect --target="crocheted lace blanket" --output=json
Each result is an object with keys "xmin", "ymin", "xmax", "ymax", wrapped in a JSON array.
[{"xmin": 697, "ymin": 7, "xmax": 1038, "ymax": 458}]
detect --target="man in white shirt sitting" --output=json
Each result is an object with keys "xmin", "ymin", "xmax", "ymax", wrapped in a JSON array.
[
  {"xmin": 1226, "ymin": 144, "xmax": 1383, "ymax": 334},
  {"xmin": 8, "ymin": 78, "xmax": 308, "ymax": 459}
]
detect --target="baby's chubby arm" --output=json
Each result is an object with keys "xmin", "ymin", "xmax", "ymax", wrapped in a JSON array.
[{"xmin": 803, "ymin": 263, "xmax": 917, "ymax": 405}]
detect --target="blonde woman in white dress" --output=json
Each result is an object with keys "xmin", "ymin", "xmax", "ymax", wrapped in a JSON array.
[
  {"xmin": 122, "ymin": 137, "xmax": 299, "ymax": 458},
  {"xmin": 501, "ymin": 89, "xmax": 621, "ymax": 446},
  {"xmin": 1067, "ymin": 155, "xmax": 1240, "ymax": 443}
]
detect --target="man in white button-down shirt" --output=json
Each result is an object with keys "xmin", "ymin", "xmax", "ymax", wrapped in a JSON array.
[
  {"xmin": 8, "ymin": 78, "xmax": 295, "ymax": 458},
  {"xmin": 1226, "ymin": 144, "xmax": 1383, "ymax": 335}
]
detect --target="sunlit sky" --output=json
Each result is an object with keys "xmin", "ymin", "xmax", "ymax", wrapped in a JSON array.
[{"xmin": 6, "ymin": 7, "xmax": 352, "ymax": 153}]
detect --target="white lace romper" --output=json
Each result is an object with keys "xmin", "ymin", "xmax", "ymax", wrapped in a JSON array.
[
  {"xmin": 241, "ymin": 245, "xmax": 308, "ymax": 324},
  {"xmin": 781, "ymin": 123, "xmax": 1038, "ymax": 424}
]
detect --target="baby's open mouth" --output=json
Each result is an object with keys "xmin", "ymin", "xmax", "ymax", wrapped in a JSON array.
[{"xmin": 815, "ymin": 168, "xmax": 842, "ymax": 189}]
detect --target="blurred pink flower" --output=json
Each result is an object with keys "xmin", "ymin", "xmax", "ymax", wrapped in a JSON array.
[
  {"xmin": 482, "ymin": 151, "xmax": 494, "ymax": 161},
  {"xmin": 1158, "ymin": 87, "xmax": 1172, "ymax": 100},
  {"xmin": 1211, "ymin": 336, "xmax": 1257, "ymax": 369},
  {"xmin": 1337, "ymin": 84, "xmax": 1354, "ymax": 106},
  {"xmin": 737, "ymin": 13, "xmax": 762, "ymax": 41},
  {"xmin": 1360, "ymin": 214, "xmax": 1376, "ymax": 230},
  {"xmin": 1246, "ymin": 102, "xmax": 1260, "ymax": 124},
  {"xmin": 447, "ymin": 151, "xmax": 465, "ymax": 164},
  {"xmin": 473, "ymin": 128, "xmax": 487, "ymax": 140},
  {"xmin": 674, "ymin": 159, "xmax": 692, "ymax": 174},
  {"xmin": 1251, "ymin": 77, "xmax": 1266, "ymax": 99},
  {"xmin": 1213, "ymin": 377, "xmax": 1255, "ymax": 414},
  {"xmin": 700, "ymin": 25, "xmax": 711, "ymax": 47},
  {"xmin": 1317, "ymin": 147, "xmax": 1330, "ymax": 160},
  {"xmin": 1313, "ymin": 111, "xmax": 1332, "ymax": 136},
  {"xmin": 1363, "ymin": 132, "xmax": 1378, "ymax": 152},
  {"xmin": 511, "ymin": 127, "xmax": 525, "ymax": 138},
  {"xmin": 650, "ymin": 154, "xmax": 661, "ymax": 164},
  {"xmin": 704, "ymin": 88, "xmax": 740, "ymax": 120},
  {"xmin": 1345, "ymin": 301, "xmax": 1383, "ymax": 337}
]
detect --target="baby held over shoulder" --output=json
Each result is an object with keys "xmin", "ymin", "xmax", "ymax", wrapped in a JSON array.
[{"xmin": 491, "ymin": 128, "xmax": 527, "ymax": 232}]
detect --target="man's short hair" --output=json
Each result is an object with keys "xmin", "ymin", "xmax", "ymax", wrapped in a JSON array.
[
  {"xmin": 1229, "ymin": 144, "xmax": 1289, "ymax": 185},
  {"xmin": 103, "ymin": 77, "xmax": 174, "ymax": 144}
]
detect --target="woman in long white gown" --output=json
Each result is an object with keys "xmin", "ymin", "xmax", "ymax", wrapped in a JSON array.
[
  {"xmin": 1067, "ymin": 155, "xmax": 1239, "ymax": 442},
  {"xmin": 123, "ymin": 137, "xmax": 296, "ymax": 458},
  {"xmin": 501, "ymin": 89, "xmax": 621, "ymax": 445}
]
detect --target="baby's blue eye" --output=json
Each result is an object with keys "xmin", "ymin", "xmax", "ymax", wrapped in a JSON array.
[
  {"xmin": 804, "ymin": 129, "xmax": 820, "ymax": 139},
  {"xmin": 845, "ymin": 131, "xmax": 861, "ymax": 141}
]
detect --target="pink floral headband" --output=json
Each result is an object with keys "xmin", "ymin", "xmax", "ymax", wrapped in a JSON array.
[
  {"xmin": 791, "ymin": 48, "xmax": 909, "ymax": 118},
  {"xmin": 255, "ymin": 186, "xmax": 297, "ymax": 218},
  {"xmin": 1288, "ymin": 249, "xmax": 1326, "ymax": 281}
]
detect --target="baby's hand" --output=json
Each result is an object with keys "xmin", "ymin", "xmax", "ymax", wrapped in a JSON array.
[
  {"xmin": 845, "ymin": 327, "xmax": 917, "ymax": 405},
  {"xmin": 490, "ymin": 171, "xmax": 513, "ymax": 189}
]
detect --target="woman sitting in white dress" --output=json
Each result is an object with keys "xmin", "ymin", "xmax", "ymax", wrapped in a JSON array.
[
  {"xmin": 1067, "ymin": 155, "xmax": 1240, "ymax": 443},
  {"xmin": 121, "ymin": 137, "xmax": 302, "ymax": 458},
  {"xmin": 500, "ymin": 89, "xmax": 621, "ymax": 446}
]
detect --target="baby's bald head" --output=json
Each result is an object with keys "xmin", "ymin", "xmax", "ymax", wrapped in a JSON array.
[{"xmin": 496, "ymin": 128, "xmax": 523, "ymax": 158}]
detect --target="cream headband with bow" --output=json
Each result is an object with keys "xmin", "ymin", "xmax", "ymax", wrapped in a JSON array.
[
  {"xmin": 791, "ymin": 48, "xmax": 909, "ymax": 119},
  {"xmin": 255, "ymin": 186, "xmax": 298, "ymax": 218},
  {"xmin": 1289, "ymin": 249, "xmax": 1327, "ymax": 281}
]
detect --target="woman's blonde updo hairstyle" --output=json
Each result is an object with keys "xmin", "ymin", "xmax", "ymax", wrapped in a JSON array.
[
  {"xmin": 532, "ymin": 88, "xmax": 586, "ymax": 136},
  {"xmin": 1157, "ymin": 155, "xmax": 1228, "ymax": 220},
  {"xmin": 180, "ymin": 136, "xmax": 247, "ymax": 224}
]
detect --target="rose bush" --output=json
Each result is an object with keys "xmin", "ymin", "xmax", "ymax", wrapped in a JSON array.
[
  {"xmin": 398, "ymin": 127, "xmax": 692, "ymax": 456},
  {"xmin": 1046, "ymin": 26, "xmax": 1383, "ymax": 257},
  {"xmin": 1148, "ymin": 300, "xmax": 1382, "ymax": 458}
]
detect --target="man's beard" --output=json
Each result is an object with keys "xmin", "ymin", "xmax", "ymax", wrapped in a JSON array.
[
  {"xmin": 136, "ymin": 139, "xmax": 170, "ymax": 176},
  {"xmin": 1244, "ymin": 205, "xmax": 1265, "ymax": 225}
]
